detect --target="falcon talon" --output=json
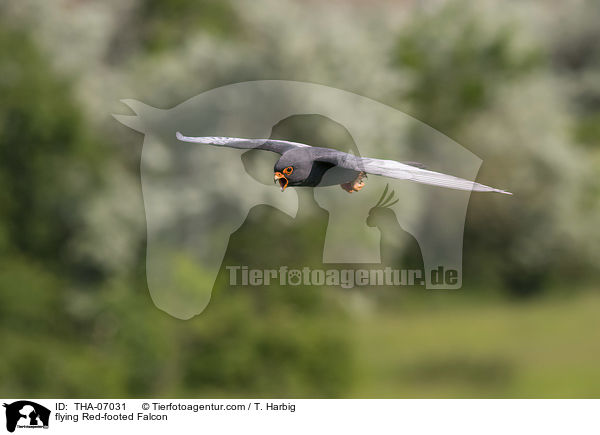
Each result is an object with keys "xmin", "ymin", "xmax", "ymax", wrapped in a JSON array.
[
  {"xmin": 340, "ymin": 182, "xmax": 355, "ymax": 193},
  {"xmin": 175, "ymin": 132, "xmax": 513, "ymax": 195},
  {"xmin": 341, "ymin": 171, "xmax": 367, "ymax": 193}
]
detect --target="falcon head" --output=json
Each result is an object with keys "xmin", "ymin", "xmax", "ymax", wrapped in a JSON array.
[{"xmin": 273, "ymin": 152, "xmax": 311, "ymax": 191}]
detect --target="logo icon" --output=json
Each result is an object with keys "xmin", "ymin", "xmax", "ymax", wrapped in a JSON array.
[{"xmin": 3, "ymin": 401, "xmax": 50, "ymax": 433}]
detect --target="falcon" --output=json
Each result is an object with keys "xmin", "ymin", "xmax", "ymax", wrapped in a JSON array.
[{"xmin": 176, "ymin": 132, "xmax": 512, "ymax": 195}]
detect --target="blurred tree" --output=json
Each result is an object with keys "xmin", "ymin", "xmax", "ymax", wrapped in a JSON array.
[
  {"xmin": 106, "ymin": 0, "xmax": 241, "ymax": 63},
  {"xmin": 392, "ymin": 2, "xmax": 541, "ymax": 137},
  {"xmin": 548, "ymin": 0, "xmax": 600, "ymax": 149},
  {"xmin": 391, "ymin": 3, "xmax": 598, "ymax": 297},
  {"xmin": 0, "ymin": 25, "xmax": 105, "ymax": 276},
  {"xmin": 0, "ymin": 23, "xmax": 354, "ymax": 398}
]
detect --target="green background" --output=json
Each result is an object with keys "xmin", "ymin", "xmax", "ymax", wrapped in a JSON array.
[{"xmin": 1, "ymin": 0, "xmax": 599, "ymax": 398}]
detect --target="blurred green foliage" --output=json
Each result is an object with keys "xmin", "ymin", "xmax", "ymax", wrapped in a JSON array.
[
  {"xmin": 390, "ymin": 3, "xmax": 599, "ymax": 297},
  {"xmin": 393, "ymin": 4, "xmax": 541, "ymax": 134},
  {"xmin": 0, "ymin": 0, "xmax": 599, "ymax": 398},
  {"xmin": 551, "ymin": 0, "xmax": 600, "ymax": 149},
  {"xmin": 107, "ymin": 0, "xmax": 241, "ymax": 63},
  {"xmin": 0, "ymin": 19, "xmax": 352, "ymax": 398},
  {"xmin": 352, "ymin": 291, "xmax": 600, "ymax": 398},
  {"xmin": 139, "ymin": 0, "xmax": 240, "ymax": 52},
  {"xmin": 0, "ymin": 28, "xmax": 103, "ymax": 267}
]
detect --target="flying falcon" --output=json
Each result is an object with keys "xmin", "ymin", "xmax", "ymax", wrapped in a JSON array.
[{"xmin": 176, "ymin": 132, "xmax": 512, "ymax": 195}]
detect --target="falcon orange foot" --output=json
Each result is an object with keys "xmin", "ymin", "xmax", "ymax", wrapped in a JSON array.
[{"xmin": 341, "ymin": 171, "xmax": 367, "ymax": 193}]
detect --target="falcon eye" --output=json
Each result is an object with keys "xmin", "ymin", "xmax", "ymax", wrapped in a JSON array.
[{"xmin": 283, "ymin": 166, "xmax": 294, "ymax": 175}]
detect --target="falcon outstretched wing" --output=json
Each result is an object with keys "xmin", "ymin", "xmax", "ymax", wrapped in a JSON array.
[
  {"xmin": 176, "ymin": 132, "xmax": 310, "ymax": 155},
  {"xmin": 315, "ymin": 149, "xmax": 512, "ymax": 195}
]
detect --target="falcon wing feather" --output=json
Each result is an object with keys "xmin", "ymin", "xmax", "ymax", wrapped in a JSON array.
[
  {"xmin": 176, "ymin": 132, "xmax": 310, "ymax": 155},
  {"xmin": 319, "ymin": 151, "xmax": 512, "ymax": 195}
]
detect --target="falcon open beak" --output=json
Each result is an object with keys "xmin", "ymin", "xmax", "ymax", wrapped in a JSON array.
[{"xmin": 274, "ymin": 172, "xmax": 288, "ymax": 191}]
